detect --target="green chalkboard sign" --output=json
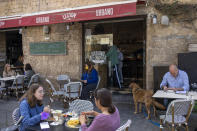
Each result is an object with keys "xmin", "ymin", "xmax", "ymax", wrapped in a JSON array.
[{"xmin": 30, "ymin": 42, "xmax": 66, "ymax": 55}]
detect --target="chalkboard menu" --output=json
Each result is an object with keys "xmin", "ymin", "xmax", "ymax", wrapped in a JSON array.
[{"xmin": 30, "ymin": 42, "xmax": 66, "ymax": 55}]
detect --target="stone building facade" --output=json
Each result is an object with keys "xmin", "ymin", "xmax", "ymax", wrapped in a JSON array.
[{"xmin": 0, "ymin": 0, "xmax": 197, "ymax": 89}]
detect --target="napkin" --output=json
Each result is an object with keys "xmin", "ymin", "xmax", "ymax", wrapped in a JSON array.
[{"xmin": 40, "ymin": 122, "xmax": 50, "ymax": 129}]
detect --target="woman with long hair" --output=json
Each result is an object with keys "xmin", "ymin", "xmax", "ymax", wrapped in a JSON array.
[
  {"xmin": 3, "ymin": 64, "xmax": 15, "ymax": 77},
  {"xmin": 81, "ymin": 61, "xmax": 98, "ymax": 99},
  {"xmin": 19, "ymin": 83, "xmax": 50, "ymax": 131},
  {"xmin": 79, "ymin": 88, "xmax": 120, "ymax": 131}
]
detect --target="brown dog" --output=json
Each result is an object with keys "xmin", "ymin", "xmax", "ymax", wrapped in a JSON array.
[{"xmin": 129, "ymin": 82, "xmax": 165, "ymax": 119}]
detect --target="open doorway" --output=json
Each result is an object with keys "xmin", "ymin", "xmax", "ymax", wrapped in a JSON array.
[
  {"xmin": 83, "ymin": 16, "xmax": 146, "ymax": 89},
  {"xmin": 6, "ymin": 30, "xmax": 23, "ymax": 65}
]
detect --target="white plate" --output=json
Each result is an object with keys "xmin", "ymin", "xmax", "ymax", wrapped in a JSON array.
[{"xmin": 50, "ymin": 122, "xmax": 59, "ymax": 126}]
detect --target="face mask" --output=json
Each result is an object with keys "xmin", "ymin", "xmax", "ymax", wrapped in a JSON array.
[{"xmin": 85, "ymin": 65, "xmax": 89, "ymax": 70}]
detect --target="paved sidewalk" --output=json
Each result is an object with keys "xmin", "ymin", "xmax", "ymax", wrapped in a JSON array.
[{"xmin": 0, "ymin": 92, "xmax": 197, "ymax": 131}]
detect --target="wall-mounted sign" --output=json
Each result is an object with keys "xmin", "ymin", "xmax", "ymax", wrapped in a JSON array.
[
  {"xmin": 90, "ymin": 51, "xmax": 106, "ymax": 64},
  {"xmin": 30, "ymin": 42, "xmax": 66, "ymax": 55}
]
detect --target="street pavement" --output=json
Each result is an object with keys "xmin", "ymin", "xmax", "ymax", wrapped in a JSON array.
[{"xmin": 0, "ymin": 91, "xmax": 197, "ymax": 131}]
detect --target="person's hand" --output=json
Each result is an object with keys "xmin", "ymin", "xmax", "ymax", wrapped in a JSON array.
[
  {"xmin": 163, "ymin": 86, "xmax": 168, "ymax": 91},
  {"xmin": 79, "ymin": 114, "xmax": 86, "ymax": 125},
  {"xmin": 84, "ymin": 80, "xmax": 87, "ymax": 83},
  {"xmin": 81, "ymin": 111, "xmax": 99, "ymax": 117},
  {"xmin": 43, "ymin": 105, "xmax": 50, "ymax": 113}
]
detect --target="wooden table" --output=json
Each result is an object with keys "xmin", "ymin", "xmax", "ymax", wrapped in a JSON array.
[{"xmin": 153, "ymin": 90, "xmax": 197, "ymax": 100}]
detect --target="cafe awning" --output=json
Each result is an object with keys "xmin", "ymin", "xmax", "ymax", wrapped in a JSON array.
[{"xmin": 0, "ymin": 0, "xmax": 138, "ymax": 29}]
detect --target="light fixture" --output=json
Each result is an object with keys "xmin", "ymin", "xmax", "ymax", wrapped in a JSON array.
[
  {"xmin": 19, "ymin": 28, "xmax": 22, "ymax": 34},
  {"xmin": 66, "ymin": 22, "xmax": 74, "ymax": 30},
  {"xmin": 66, "ymin": 25, "xmax": 69, "ymax": 30},
  {"xmin": 161, "ymin": 15, "xmax": 169, "ymax": 26},
  {"xmin": 43, "ymin": 25, "xmax": 50, "ymax": 34},
  {"xmin": 152, "ymin": 15, "xmax": 157, "ymax": 24}
]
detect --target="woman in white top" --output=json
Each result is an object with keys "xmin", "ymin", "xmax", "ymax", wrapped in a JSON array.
[{"xmin": 3, "ymin": 64, "xmax": 15, "ymax": 77}]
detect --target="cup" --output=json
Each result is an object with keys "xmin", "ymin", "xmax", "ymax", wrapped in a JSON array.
[{"xmin": 53, "ymin": 113, "xmax": 59, "ymax": 122}]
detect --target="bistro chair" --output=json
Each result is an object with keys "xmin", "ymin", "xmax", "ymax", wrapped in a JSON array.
[
  {"xmin": 116, "ymin": 119, "xmax": 132, "ymax": 131},
  {"xmin": 64, "ymin": 82, "xmax": 82, "ymax": 104},
  {"xmin": 57, "ymin": 74, "xmax": 70, "ymax": 90},
  {"xmin": 12, "ymin": 108, "xmax": 20, "ymax": 125},
  {"xmin": 160, "ymin": 99, "xmax": 195, "ymax": 131},
  {"xmin": 0, "ymin": 108, "xmax": 24, "ymax": 131},
  {"xmin": 89, "ymin": 75, "xmax": 100, "ymax": 100},
  {"xmin": 8, "ymin": 75, "xmax": 25, "ymax": 99},
  {"xmin": 0, "ymin": 77, "xmax": 6, "ymax": 99},
  {"xmin": 68, "ymin": 99, "xmax": 93, "ymax": 114},
  {"xmin": 45, "ymin": 78, "xmax": 64, "ymax": 102},
  {"xmin": 27, "ymin": 73, "xmax": 40, "ymax": 88}
]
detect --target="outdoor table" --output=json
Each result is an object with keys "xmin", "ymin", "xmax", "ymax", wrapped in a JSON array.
[
  {"xmin": 0, "ymin": 76, "xmax": 16, "ymax": 81},
  {"xmin": 0, "ymin": 76, "xmax": 16, "ymax": 99},
  {"xmin": 26, "ymin": 122, "xmax": 79, "ymax": 131},
  {"xmin": 153, "ymin": 90, "xmax": 197, "ymax": 100}
]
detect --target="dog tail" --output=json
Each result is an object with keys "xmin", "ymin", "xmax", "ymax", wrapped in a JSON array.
[{"xmin": 153, "ymin": 100, "xmax": 165, "ymax": 110}]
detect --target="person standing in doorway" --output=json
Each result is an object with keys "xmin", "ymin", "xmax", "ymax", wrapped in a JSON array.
[{"xmin": 117, "ymin": 47, "xmax": 124, "ymax": 84}]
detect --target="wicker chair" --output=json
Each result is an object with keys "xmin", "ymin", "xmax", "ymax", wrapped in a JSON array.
[
  {"xmin": 0, "ymin": 78, "xmax": 6, "ymax": 99},
  {"xmin": 160, "ymin": 99, "xmax": 195, "ymax": 131},
  {"xmin": 89, "ymin": 75, "xmax": 100, "ymax": 100},
  {"xmin": 8, "ymin": 75, "xmax": 25, "ymax": 99},
  {"xmin": 12, "ymin": 108, "xmax": 20, "ymax": 125},
  {"xmin": 68, "ymin": 99, "xmax": 93, "ymax": 114},
  {"xmin": 64, "ymin": 82, "xmax": 82, "ymax": 104},
  {"xmin": 46, "ymin": 78, "xmax": 65, "ymax": 98},
  {"xmin": 57, "ymin": 75, "xmax": 70, "ymax": 90},
  {"xmin": 27, "ymin": 73, "xmax": 40, "ymax": 88},
  {"xmin": 116, "ymin": 119, "xmax": 132, "ymax": 131}
]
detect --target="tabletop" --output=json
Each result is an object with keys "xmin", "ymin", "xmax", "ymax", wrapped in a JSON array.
[
  {"xmin": 0, "ymin": 76, "xmax": 16, "ymax": 81},
  {"xmin": 26, "ymin": 122, "xmax": 79, "ymax": 131},
  {"xmin": 153, "ymin": 90, "xmax": 197, "ymax": 100}
]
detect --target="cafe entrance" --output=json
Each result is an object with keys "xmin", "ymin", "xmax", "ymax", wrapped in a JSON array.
[
  {"xmin": 83, "ymin": 15, "xmax": 146, "ymax": 89},
  {"xmin": 5, "ymin": 30, "xmax": 23, "ymax": 65}
]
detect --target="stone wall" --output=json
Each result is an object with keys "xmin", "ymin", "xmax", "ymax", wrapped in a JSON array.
[
  {"xmin": 145, "ymin": 6, "xmax": 197, "ymax": 89},
  {"xmin": 0, "ymin": 32, "xmax": 6, "ymax": 76},
  {"xmin": 22, "ymin": 23, "xmax": 82, "ymax": 80}
]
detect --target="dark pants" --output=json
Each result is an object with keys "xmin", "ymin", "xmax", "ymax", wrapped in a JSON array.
[
  {"xmin": 164, "ymin": 99, "xmax": 174, "ymax": 108},
  {"xmin": 80, "ymin": 83, "xmax": 97, "ymax": 100}
]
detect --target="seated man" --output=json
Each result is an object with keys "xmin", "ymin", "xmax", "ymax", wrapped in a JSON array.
[{"xmin": 160, "ymin": 64, "xmax": 189, "ymax": 106}]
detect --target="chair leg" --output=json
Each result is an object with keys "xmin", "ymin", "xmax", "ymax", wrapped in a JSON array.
[
  {"xmin": 160, "ymin": 119, "xmax": 163, "ymax": 131},
  {"xmin": 185, "ymin": 124, "xmax": 189, "ymax": 131},
  {"xmin": 16, "ymin": 90, "xmax": 19, "ymax": 100},
  {"xmin": 171, "ymin": 125, "xmax": 175, "ymax": 131}
]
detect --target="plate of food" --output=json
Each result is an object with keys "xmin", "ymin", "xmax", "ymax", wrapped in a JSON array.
[
  {"xmin": 65, "ymin": 118, "xmax": 80, "ymax": 128},
  {"xmin": 46, "ymin": 117, "xmax": 55, "ymax": 122}
]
